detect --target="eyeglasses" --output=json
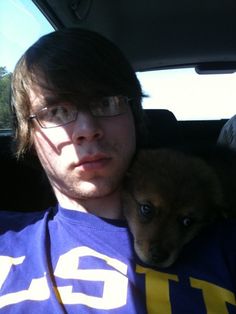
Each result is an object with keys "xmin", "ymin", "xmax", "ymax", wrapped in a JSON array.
[{"xmin": 29, "ymin": 95, "xmax": 131, "ymax": 129}]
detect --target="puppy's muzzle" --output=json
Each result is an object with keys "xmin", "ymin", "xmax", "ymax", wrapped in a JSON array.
[{"xmin": 149, "ymin": 246, "xmax": 170, "ymax": 265}]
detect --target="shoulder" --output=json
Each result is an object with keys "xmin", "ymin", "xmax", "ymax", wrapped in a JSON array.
[
  {"xmin": 217, "ymin": 218, "xmax": 236, "ymax": 242},
  {"xmin": 198, "ymin": 219, "xmax": 236, "ymax": 261},
  {"xmin": 225, "ymin": 114, "xmax": 236, "ymax": 127},
  {"xmin": 220, "ymin": 115, "xmax": 236, "ymax": 134},
  {"xmin": 200, "ymin": 218, "xmax": 236, "ymax": 242},
  {"xmin": 0, "ymin": 207, "xmax": 56, "ymax": 234},
  {"xmin": 218, "ymin": 115, "xmax": 236, "ymax": 146},
  {"xmin": 180, "ymin": 218, "xmax": 236, "ymax": 264}
]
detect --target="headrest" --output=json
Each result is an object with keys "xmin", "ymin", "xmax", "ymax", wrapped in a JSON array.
[{"xmin": 140, "ymin": 109, "xmax": 183, "ymax": 148}]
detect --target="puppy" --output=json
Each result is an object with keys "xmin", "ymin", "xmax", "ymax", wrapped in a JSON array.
[{"xmin": 122, "ymin": 148, "xmax": 233, "ymax": 268}]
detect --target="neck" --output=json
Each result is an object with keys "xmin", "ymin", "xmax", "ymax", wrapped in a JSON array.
[{"xmin": 53, "ymin": 189, "xmax": 124, "ymax": 220}]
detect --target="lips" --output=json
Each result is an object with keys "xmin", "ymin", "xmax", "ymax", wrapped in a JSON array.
[{"xmin": 75, "ymin": 154, "xmax": 111, "ymax": 171}]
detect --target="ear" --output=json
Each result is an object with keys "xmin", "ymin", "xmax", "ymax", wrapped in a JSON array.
[
  {"xmin": 217, "ymin": 204, "xmax": 232, "ymax": 219},
  {"xmin": 209, "ymin": 203, "xmax": 228, "ymax": 222}
]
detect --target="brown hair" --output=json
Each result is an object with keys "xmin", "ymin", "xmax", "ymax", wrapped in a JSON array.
[{"xmin": 11, "ymin": 28, "xmax": 145, "ymax": 158}]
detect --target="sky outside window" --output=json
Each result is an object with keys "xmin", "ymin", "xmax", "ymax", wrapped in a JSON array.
[
  {"xmin": 137, "ymin": 69, "xmax": 236, "ymax": 120},
  {"xmin": 0, "ymin": 0, "xmax": 54, "ymax": 72}
]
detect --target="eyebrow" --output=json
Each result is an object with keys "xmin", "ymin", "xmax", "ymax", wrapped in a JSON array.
[
  {"xmin": 33, "ymin": 95, "xmax": 63, "ymax": 112},
  {"xmin": 42, "ymin": 95, "xmax": 62, "ymax": 106}
]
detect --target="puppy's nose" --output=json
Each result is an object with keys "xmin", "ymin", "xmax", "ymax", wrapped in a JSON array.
[{"xmin": 149, "ymin": 246, "xmax": 170, "ymax": 264}]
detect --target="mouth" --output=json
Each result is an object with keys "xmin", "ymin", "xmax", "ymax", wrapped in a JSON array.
[
  {"xmin": 134, "ymin": 241, "xmax": 178, "ymax": 268},
  {"xmin": 75, "ymin": 154, "xmax": 112, "ymax": 171},
  {"xmin": 149, "ymin": 255, "xmax": 177, "ymax": 268}
]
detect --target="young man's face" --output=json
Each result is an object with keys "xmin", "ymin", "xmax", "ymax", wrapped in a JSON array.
[{"xmin": 29, "ymin": 85, "xmax": 136, "ymax": 202}]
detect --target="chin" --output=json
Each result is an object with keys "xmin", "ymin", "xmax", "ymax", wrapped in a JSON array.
[{"xmin": 74, "ymin": 179, "xmax": 120, "ymax": 199}]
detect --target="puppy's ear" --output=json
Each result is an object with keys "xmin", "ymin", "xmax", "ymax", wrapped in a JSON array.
[
  {"xmin": 216, "ymin": 204, "xmax": 232, "ymax": 219},
  {"xmin": 123, "ymin": 149, "xmax": 146, "ymax": 191},
  {"xmin": 123, "ymin": 170, "xmax": 134, "ymax": 192},
  {"xmin": 208, "ymin": 203, "xmax": 228, "ymax": 222}
]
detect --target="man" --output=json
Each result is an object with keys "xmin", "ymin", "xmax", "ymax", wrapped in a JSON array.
[
  {"xmin": 0, "ymin": 28, "xmax": 235, "ymax": 313},
  {"xmin": 12, "ymin": 27, "xmax": 144, "ymax": 218}
]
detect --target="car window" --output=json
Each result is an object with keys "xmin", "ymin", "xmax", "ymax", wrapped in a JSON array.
[
  {"xmin": 0, "ymin": 0, "xmax": 54, "ymax": 132},
  {"xmin": 137, "ymin": 68, "xmax": 236, "ymax": 121}
]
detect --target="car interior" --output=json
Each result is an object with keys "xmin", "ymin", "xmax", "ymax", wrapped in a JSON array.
[{"xmin": 1, "ymin": 0, "xmax": 236, "ymax": 212}]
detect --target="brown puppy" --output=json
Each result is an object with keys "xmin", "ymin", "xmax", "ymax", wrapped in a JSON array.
[{"xmin": 122, "ymin": 148, "xmax": 229, "ymax": 268}]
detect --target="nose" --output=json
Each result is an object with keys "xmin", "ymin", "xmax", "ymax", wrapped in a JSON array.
[
  {"xmin": 71, "ymin": 111, "xmax": 103, "ymax": 144},
  {"xmin": 149, "ymin": 245, "xmax": 170, "ymax": 264}
]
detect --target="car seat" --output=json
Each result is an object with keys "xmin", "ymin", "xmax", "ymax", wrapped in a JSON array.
[{"xmin": 140, "ymin": 109, "xmax": 183, "ymax": 149}]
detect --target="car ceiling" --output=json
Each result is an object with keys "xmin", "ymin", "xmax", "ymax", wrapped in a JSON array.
[{"xmin": 33, "ymin": 0, "xmax": 236, "ymax": 72}]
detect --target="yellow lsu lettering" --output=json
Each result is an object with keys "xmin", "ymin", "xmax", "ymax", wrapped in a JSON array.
[
  {"xmin": 138, "ymin": 265, "xmax": 236, "ymax": 314},
  {"xmin": 191, "ymin": 277, "xmax": 236, "ymax": 314},
  {"xmin": 137, "ymin": 265, "xmax": 179, "ymax": 314}
]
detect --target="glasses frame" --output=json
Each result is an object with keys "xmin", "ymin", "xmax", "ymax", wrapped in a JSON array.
[{"xmin": 28, "ymin": 95, "xmax": 131, "ymax": 129}]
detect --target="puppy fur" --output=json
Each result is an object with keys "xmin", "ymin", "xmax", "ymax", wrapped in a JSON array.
[{"xmin": 122, "ymin": 148, "xmax": 234, "ymax": 268}]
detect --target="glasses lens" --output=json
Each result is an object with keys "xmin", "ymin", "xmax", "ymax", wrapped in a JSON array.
[
  {"xmin": 32, "ymin": 96, "xmax": 130, "ymax": 128},
  {"xmin": 37, "ymin": 104, "xmax": 78, "ymax": 128},
  {"xmin": 90, "ymin": 96, "xmax": 129, "ymax": 117}
]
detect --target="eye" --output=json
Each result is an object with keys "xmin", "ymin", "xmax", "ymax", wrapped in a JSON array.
[
  {"xmin": 37, "ymin": 104, "xmax": 77, "ymax": 128},
  {"xmin": 139, "ymin": 202, "xmax": 155, "ymax": 221},
  {"xmin": 181, "ymin": 216, "xmax": 194, "ymax": 227},
  {"xmin": 49, "ymin": 104, "xmax": 71, "ymax": 119},
  {"xmin": 90, "ymin": 96, "xmax": 128, "ymax": 117},
  {"xmin": 39, "ymin": 104, "xmax": 68, "ymax": 120}
]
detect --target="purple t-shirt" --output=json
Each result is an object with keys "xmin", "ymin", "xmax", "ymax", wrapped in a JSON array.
[{"xmin": 0, "ymin": 205, "xmax": 235, "ymax": 313}]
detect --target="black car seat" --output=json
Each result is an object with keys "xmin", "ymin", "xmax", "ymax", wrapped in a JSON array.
[{"xmin": 140, "ymin": 109, "xmax": 183, "ymax": 149}]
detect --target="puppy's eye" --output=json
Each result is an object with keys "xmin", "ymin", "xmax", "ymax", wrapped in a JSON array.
[
  {"xmin": 181, "ymin": 216, "xmax": 193, "ymax": 227},
  {"xmin": 139, "ymin": 203, "xmax": 155, "ymax": 220}
]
